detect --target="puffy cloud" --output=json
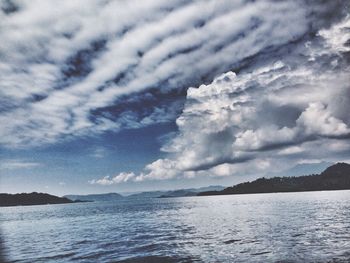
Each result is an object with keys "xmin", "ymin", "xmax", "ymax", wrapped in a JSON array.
[
  {"xmin": 297, "ymin": 102, "xmax": 349, "ymax": 137},
  {"xmin": 102, "ymin": 15, "xmax": 350, "ymax": 184},
  {"xmin": 89, "ymin": 159, "xmax": 180, "ymax": 185},
  {"xmin": 136, "ymin": 159, "xmax": 179, "ymax": 181},
  {"xmin": 3, "ymin": 1, "xmax": 349, "ymax": 186},
  {"xmin": 0, "ymin": 0, "xmax": 343, "ymax": 147},
  {"xmin": 89, "ymin": 172, "xmax": 136, "ymax": 185}
]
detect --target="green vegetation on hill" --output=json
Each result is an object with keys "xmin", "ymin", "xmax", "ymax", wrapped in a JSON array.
[
  {"xmin": 198, "ymin": 163, "xmax": 350, "ymax": 196},
  {"xmin": 0, "ymin": 192, "xmax": 74, "ymax": 207}
]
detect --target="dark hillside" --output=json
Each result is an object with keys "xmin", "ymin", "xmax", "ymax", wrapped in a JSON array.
[
  {"xmin": 0, "ymin": 192, "xmax": 74, "ymax": 207},
  {"xmin": 198, "ymin": 163, "xmax": 350, "ymax": 196}
]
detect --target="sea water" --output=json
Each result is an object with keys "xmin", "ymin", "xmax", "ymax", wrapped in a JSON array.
[{"xmin": 1, "ymin": 190, "xmax": 350, "ymax": 262}]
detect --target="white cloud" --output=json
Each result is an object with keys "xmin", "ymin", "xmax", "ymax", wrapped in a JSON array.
[
  {"xmin": 2, "ymin": 1, "xmax": 349, "ymax": 185},
  {"xmin": 90, "ymin": 147, "xmax": 108, "ymax": 159},
  {"xmin": 136, "ymin": 159, "xmax": 179, "ymax": 181},
  {"xmin": 89, "ymin": 158, "xmax": 182, "ymax": 185},
  {"xmin": 102, "ymin": 15, "xmax": 350, "ymax": 183},
  {"xmin": 89, "ymin": 172, "xmax": 136, "ymax": 185},
  {"xmin": 278, "ymin": 146, "xmax": 304, "ymax": 156},
  {"xmin": 0, "ymin": 159, "xmax": 41, "ymax": 170},
  {"xmin": 297, "ymin": 102, "xmax": 349, "ymax": 136},
  {"xmin": 1, "ymin": 0, "xmax": 331, "ymax": 148}
]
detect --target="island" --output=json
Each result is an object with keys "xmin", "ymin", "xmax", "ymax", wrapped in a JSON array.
[
  {"xmin": 0, "ymin": 192, "xmax": 75, "ymax": 207},
  {"xmin": 198, "ymin": 163, "xmax": 350, "ymax": 196}
]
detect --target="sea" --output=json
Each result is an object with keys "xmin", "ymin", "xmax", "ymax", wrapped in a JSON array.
[{"xmin": 1, "ymin": 190, "xmax": 350, "ymax": 263}]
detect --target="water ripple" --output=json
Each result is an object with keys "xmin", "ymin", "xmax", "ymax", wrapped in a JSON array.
[{"xmin": 1, "ymin": 190, "xmax": 350, "ymax": 262}]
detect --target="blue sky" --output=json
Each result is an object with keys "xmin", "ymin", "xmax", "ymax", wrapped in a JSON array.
[
  {"xmin": 1, "ymin": 122, "xmax": 256, "ymax": 195},
  {"xmin": 1, "ymin": 123, "xmax": 174, "ymax": 194},
  {"xmin": 1, "ymin": 0, "xmax": 350, "ymax": 195}
]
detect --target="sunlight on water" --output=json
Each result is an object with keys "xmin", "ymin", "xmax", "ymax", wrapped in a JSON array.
[{"xmin": 1, "ymin": 190, "xmax": 350, "ymax": 262}]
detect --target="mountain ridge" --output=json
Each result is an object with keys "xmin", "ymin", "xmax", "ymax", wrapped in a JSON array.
[
  {"xmin": 64, "ymin": 192, "xmax": 123, "ymax": 202},
  {"xmin": 127, "ymin": 185, "xmax": 225, "ymax": 199},
  {"xmin": 2, "ymin": 163, "xmax": 349, "ymax": 206},
  {"xmin": 198, "ymin": 163, "xmax": 350, "ymax": 196}
]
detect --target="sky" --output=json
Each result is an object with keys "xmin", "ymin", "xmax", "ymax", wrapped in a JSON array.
[{"xmin": 0, "ymin": 0, "xmax": 350, "ymax": 195}]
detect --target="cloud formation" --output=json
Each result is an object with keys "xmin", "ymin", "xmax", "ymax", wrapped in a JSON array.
[
  {"xmin": 0, "ymin": 0, "xmax": 344, "ymax": 147},
  {"xmin": 94, "ymin": 14, "xmax": 350, "ymax": 184},
  {"xmin": 89, "ymin": 172, "xmax": 136, "ymax": 186},
  {"xmin": 2, "ymin": 1, "xmax": 350, "ymax": 187},
  {"xmin": 0, "ymin": 159, "xmax": 41, "ymax": 170}
]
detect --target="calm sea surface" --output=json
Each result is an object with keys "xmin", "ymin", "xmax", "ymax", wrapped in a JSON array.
[{"xmin": 1, "ymin": 190, "xmax": 350, "ymax": 263}]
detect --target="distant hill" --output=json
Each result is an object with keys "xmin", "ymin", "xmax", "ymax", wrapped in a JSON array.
[
  {"xmin": 198, "ymin": 163, "xmax": 350, "ymax": 196},
  {"xmin": 158, "ymin": 189, "xmax": 197, "ymax": 198},
  {"xmin": 193, "ymin": 185, "xmax": 226, "ymax": 193},
  {"xmin": 128, "ymin": 185, "xmax": 225, "ymax": 199},
  {"xmin": 64, "ymin": 192, "xmax": 123, "ymax": 202},
  {"xmin": 0, "ymin": 192, "xmax": 74, "ymax": 207},
  {"xmin": 127, "ymin": 191, "xmax": 166, "ymax": 199}
]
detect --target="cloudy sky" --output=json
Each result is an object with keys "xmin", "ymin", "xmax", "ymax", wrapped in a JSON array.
[{"xmin": 1, "ymin": 0, "xmax": 349, "ymax": 195}]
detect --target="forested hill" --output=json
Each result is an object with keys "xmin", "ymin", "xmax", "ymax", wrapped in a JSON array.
[
  {"xmin": 198, "ymin": 163, "xmax": 350, "ymax": 196},
  {"xmin": 0, "ymin": 192, "xmax": 74, "ymax": 207}
]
